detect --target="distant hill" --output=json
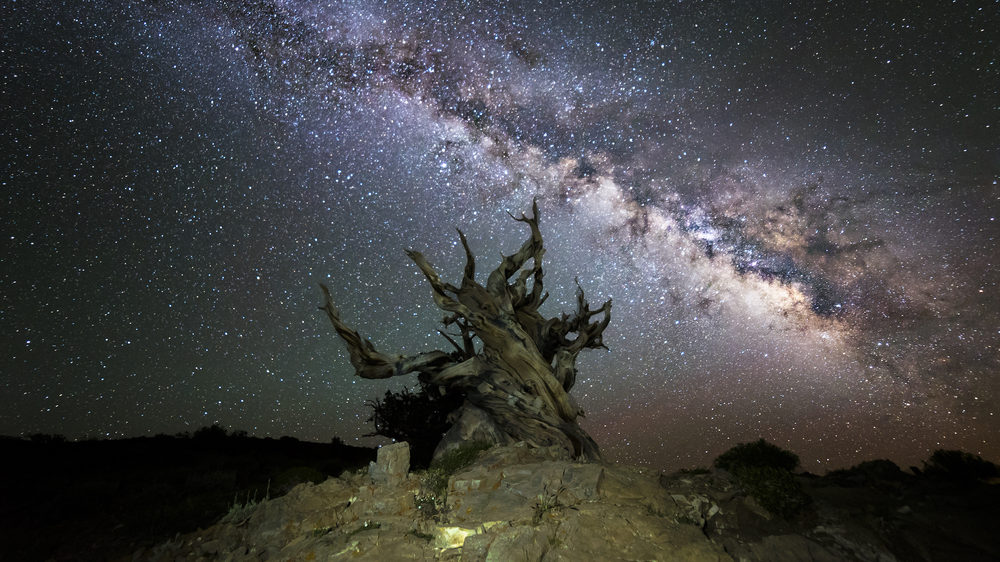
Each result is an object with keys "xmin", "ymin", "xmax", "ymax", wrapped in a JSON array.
[{"xmin": 0, "ymin": 428, "xmax": 374, "ymax": 561}]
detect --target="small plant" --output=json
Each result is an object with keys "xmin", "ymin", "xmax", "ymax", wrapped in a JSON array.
[
  {"xmin": 312, "ymin": 526, "xmax": 332, "ymax": 537},
  {"xmin": 430, "ymin": 440, "xmax": 493, "ymax": 475},
  {"xmin": 422, "ymin": 440, "xmax": 494, "ymax": 499},
  {"xmin": 414, "ymin": 494, "xmax": 440, "ymax": 519},
  {"xmin": 220, "ymin": 480, "xmax": 270, "ymax": 525},
  {"xmin": 532, "ymin": 485, "xmax": 572, "ymax": 525},
  {"xmin": 421, "ymin": 469, "xmax": 450, "ymax": 501}
]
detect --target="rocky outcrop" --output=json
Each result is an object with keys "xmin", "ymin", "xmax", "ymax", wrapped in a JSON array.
[
  {"xmin": 136, "ymin": 443, "xmax": 998, "ymax": 561},
  {"xmin": 138, "ymin": 443, "xmax": 725, "ymax": 560}
]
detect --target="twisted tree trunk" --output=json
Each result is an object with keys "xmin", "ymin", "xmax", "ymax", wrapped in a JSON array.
[{"xmin": 320, "ymin": 200, "xmax": 611, "ymax": 461}]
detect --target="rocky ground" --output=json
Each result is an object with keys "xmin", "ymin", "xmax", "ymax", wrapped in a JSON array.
[{"xmin": 135, "ymin": 442, "xmax": 1000, "ymax": 561}]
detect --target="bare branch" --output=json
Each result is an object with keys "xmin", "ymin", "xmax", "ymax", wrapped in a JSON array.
[
  {"xmin": 456, "ymin": 317, "xmax": 476, "ymax": 356},
  {"xmin": 538, "ymin": 279, "xmax": 612, "ymax": 358},
  {"xmin": 406, "ymin": 249, "xmax": 472, "ymax": 318},
  {"xmin": 486, "ymin": 198, "xmax": 545, "ymax": 299},
  {"xmin": 438, "ymin": 329, "xmax": 465, "ymax": 354},
  {"xmin": 457, "ymin": 229, "xmax": 476, "ymax": 288},
  {"xmin": 319, "ymin": 283, "xmax": 454, "ymax": 379}
]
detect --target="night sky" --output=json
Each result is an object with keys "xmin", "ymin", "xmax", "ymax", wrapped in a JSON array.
[{"xmin": 3, "ymin": 0, "xmax": 998, "ymax": 472}]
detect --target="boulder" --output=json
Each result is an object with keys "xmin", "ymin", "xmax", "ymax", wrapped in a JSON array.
[
  {"xmin": 368, "ymin": 441, "xmax": 410, "ymax": 486},
  {"xmin": 432, "ymin": 404, "xmax": 518, "ymax": 460}
]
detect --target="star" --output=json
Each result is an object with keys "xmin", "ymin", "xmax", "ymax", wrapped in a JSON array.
[{"xmin": 1, "ymin": 0, "xmax": 997, "ymax": 472}]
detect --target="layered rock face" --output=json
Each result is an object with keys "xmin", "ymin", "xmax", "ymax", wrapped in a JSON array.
[
  {"xmin": 368, "ymin": 441, "xmax": 411, "ymax": 486},
  {"xmin": 138, "ymin": 442, "xmax": 726, "ymax": 560},
  {"xmin": 137, "ymin": 443, "xmax": 996, "ymax": 561}
]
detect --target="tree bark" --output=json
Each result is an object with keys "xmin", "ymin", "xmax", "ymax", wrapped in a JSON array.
[{"xmin": 320, "ymin": 200, "xmax": 611, "ymax": 461}]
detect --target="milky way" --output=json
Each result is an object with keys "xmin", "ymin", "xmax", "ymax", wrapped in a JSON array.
[{"xmin": 3, "ymin": 0, "xmax": 998, "ymax": 471}]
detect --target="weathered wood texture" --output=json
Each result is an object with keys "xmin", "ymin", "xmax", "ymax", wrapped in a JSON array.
[{"xmin": 320, "ymin": 200, "xmax": 611, "ymax": 460}]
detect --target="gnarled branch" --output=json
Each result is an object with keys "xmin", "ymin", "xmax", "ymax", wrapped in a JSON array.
[{"xmin": 319, "ymin": 284, "xmax": 455, "ymax": 379}]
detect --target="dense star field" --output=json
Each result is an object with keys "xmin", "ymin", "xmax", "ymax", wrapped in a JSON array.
[{"xmin": 3, "ymin": 0, "xmax": 997, "ymax": 472}]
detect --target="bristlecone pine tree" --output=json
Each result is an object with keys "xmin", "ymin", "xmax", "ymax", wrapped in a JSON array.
[{"xmin": 320, "ymin": 200, "xmax": 611, "ymax": 461}]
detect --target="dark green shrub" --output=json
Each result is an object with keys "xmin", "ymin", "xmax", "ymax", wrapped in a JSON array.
[
  {"xmin": 714, "ymin": 439, "xmax": 800, "ymax": 473},
  {"xmin": 923, "ymin": 449, "xmax": 999, "ymax": 482},
  {"xmin": 826, "ymin": 459, "xmax": 906, "ymax": 487},
  {"xmin": 733, "ymin": 465, "xmax": 812, "ymax": 519},
  {"xmin": 366, "ymin": 383, "xmax": 464, "ymax": 468},
  {"xmin": 273, "ymin": 466, "xmax": 326, "ymax": 493},
  {"xmin": 714, "ymin": 439, "xmax": 810, "ymax": 519},
  {"xmin": 192, "ymin": 425, "xmax": 229, "ymax": 442},
  {"xmin": 430, "ymin": 440, "xmax": 492, "ymax": 474},
  {"xmin": 422, "ymin": 440, "xmax": 493, "ymax": 498}
]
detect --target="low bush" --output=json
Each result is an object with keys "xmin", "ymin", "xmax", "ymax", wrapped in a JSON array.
[
  {"xmin": 714, "ymin": 439, "xmax": 800, "ymax": 473},
  {"xmin": 923, "ymin": 449, "xmax": 999, "ymax": 483},
  {"xmin": 273, "ymin": 466, "xmax": 326, "ymax": 493},
  {"xmin": 714, "ymin": 439, "xmax": 810, "ymax": 519},
  {"xmin": 430, "ymin": 440, "xmax": 493, "ymax": 474},
  {"xmin": 732, "ymin": 465, "xmax": 812, "ymax": 519},
  {"xmin": 421, "ymin": 440, "xmax": 493, "ymax": 499},
  {"xmin": 825, "ymin": 459, "xmax": 907, "ymax": 487},
  {"xmin": 366, "ymin": 384, "xmax": 464, "ymax": 468}
]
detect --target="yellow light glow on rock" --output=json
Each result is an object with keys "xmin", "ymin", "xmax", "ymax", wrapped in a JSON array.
[{"xmin": 434, "ymin": 526, "xmax": 478, "ymax": 549}]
